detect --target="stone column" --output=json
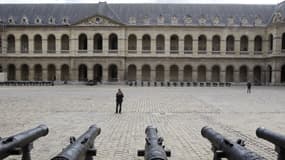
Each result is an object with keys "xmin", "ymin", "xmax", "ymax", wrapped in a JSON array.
[
  {"xmin": 56, "ymin": 69, "xmax": 61, "ymax": 81},
  {"xmin": 272, "ymin": 69, "xmax": 281, "ymax": 84},
  {"xmin": 70, "ymin": 68, "xmax": 77, "ymax": 81},
  {"xmin": 235, "ymin": 40, "xmax": 240, "ymax": 55},
  {"xmin": 192, "ymin": 69, "xmax": 198, "ymax": 82},
  {"xmin": 137, "ymin": 38, "xmax": 142, "ymax": 54},
  {"xmin": 87, "ymin": 68, "xmax": 93, "ymax": 81},
  {"xmin": 193, "ymin": 39, "xmax": 198, "ymax": 56},
  {"xmin": 220, "ymin": 39, "xmax": 226, "ymax": 55},
  {"xmin": 15, "ymin": 37, "xmax": 20, "ymax": 54},
  {"xmin": 42, "ymin": 37, "xmax": 48, "ymax": 55},
  {"xmin": 118, "ymin": 68, "xmax": 124, "ymax": 82},
  {"xmin": 206, "ymin": 69, "xmax": 211, "ymax": 82},
  {"xmin": 56, "ymin": 37, "xmax": 60, "ymax": 54},
  {"xmin": 220, "ymin": 70, "xmax": 226, "ymax": 82},
  {"xmin": 178, "ymin": 69, "xmax": 183, "ymax": 81},
  {"xmin": 165, "ymin": 69, "xmax": 170, "ymax": 81},
  {"xmin": 42, "ymin": 68, "xmax": 48, "ymax": 81},
  {"xmin": 248, "ymin": 70, "xmax": 253, "ymax": 82},
  {"xmin": 249, "ymin": 39, "xmax": 254, "ymax": 56},
  {"xmin": 207, "ymin": 39, "xmax": 212, "ymax": 56},
  {"xmin": 165, "ymin": 38, "xmax": 170, "ymax": 55},
  {"xmin": 16, "ymin": 67, "xmax": 21, "ymax": 80},
  {"xmin": 179, "ymin": 38, "xmax": 184, "ymax": 55},
  {"xmin": 136, "ymin": 68, "xmax": 142, "ymax": 82},
  {"xmin": 150, "ymin": 69, "xmax": 155, "ymax": 81},
  {"xmin": 234, "ymin": 70, "xmax": 239, "ymax": 83},
  {"xmin": 88, "ymin": 36, "xmax": 93, "ymax": 54},
  {"xmin": 29, "ymin": 68, "xmax": 34, "ymax": 81},
  {"xmin": 29, "ymin": 38, "xmax": 34, "ymax": 54},
  {"xmin": 151, "ymin": 38, "xmax": 156, "ymax": 55},
  {"xmin": 102, "ymin": 67, "xmax": 108, "ymax": 82},
  {"xmin": 103, "ymin": 38, "xmax": 108, "ymax": 55},
  {"xmin": 273, "ymin": 36, "xmax": 282, "ymax": 55}
]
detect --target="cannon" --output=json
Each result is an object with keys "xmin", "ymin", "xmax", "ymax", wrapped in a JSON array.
[
  {"xmin": 0, "ymin": 124, "xmax": 49, "ymax": 160},
  {"xmin": 201, "ymin": 126, "xmax": 265, "ymax": 160},
  {"xmin": 256, "ymin": 127, "xmax": 285, "ymax": 160},
  {"xmin": 51, "ymin": 124, "xmax": 101, "ymax": 160},
  {"xmin": 137, "ymin": 126, "xmax": 171, "ymax": 160}
]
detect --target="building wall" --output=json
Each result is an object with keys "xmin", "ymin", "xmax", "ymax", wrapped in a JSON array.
[{"xmin": 0, "ymin": 24, "xmax": 285, "ymax": 84}]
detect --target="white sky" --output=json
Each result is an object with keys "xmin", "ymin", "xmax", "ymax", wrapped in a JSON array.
[{"xmin": 0, "ymin": 0, "xmax": 283, "ymax": 4}]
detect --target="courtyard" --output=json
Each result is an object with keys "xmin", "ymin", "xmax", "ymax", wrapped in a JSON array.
[{"xmin": 0, "ymin": 85, "xmax": 284, "ymax": 160}]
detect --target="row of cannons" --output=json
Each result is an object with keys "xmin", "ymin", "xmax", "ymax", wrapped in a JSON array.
[
  {"xmin": 127, "ymin": 81, "xmax": 232, "ymax": 87},
  {"xmin": 0, "ymin": 81, "xmax": 54, "ymax": 86},
  {"xmin": 0, "ymin": 125, "xmax": 284, "ymax": 160}
]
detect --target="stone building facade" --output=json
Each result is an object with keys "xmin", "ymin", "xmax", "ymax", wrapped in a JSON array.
[{"xmin": 0, "ymin": 2, "xmax": 285, "ymax": 84}]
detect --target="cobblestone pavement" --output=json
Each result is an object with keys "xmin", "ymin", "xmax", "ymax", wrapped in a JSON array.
[{"xmin": 0, "ymin": 85, "xmax": 285, "ymax": 160}]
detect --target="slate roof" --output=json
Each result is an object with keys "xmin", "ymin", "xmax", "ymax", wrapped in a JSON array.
[{"xmin": 0, "ymin": 2, "xmax": 282, "ymax": 26}]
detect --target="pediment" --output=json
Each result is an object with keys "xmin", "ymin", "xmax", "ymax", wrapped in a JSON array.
[{"xmin": 74, "ymin": 15, "xmax": 122, "ymax": 26}]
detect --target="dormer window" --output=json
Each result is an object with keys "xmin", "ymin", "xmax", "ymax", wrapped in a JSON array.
[
  {"xmin": 171, "ymin": 15, "xmax": 178, "ymax": 24},
  {"xmin": 128, "ymin": 17, "xmax": 136, "ymax": 24},
  {"xmin": 198, "ymin": 15, "xmax": 207, "ymax": 25},
  {"xmin": 95, "ymin": 17, "xmax": 102, "ymax": 24},
  {"xmin": 212, "ymin": 16, "xmax": 220, "ymax": 25},
  {"xmin": 143, "ymin": 16, "xmax": 150, "ymax": 25},
  {"xmin": 157, "ymin": 15, "xmax": 164, "ymax": 24},
  {"xmin": 34, "ymin": 17, "xmax": 42, "ymax": 24},
  {"xmin": 48, "ymin": 17, "xmax": 55, "ymax": 24},
  {"xmin": 62, "ymin": 17, "xmax": 69, "ymax": 24},
  {"xmin": 254, "ymin": 16, "xmax": 262, "ymax": 26},
  {"xmin": 184, "ymin": 15, "xmax": 192, "ymax": 25},
  {"xmin": 227, "ymin": 16, "xmax": 235, "ymax": 26},
  {"xmin": 8, "ymin": 17, "xmax": 15, "ymax": 24},
  {"xmin": 21, "ymin": 16, "xmax": 29, "ymax": 24},
  {"xmin": 241, "ymin": 16, "xmax": 249, "ymax": 26}
]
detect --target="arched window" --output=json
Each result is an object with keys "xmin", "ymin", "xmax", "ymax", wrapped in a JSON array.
[
  {"xmin": 212, "ymin": 65, "xmax": 220, "ymax": 82},
  {"xmin": 239, "ymin": 66, "xmax": 248, "ymax": 82},
  {"xmin": 198, "ymin": 35, "xmax": 207, "ymax": 54},
  {"xmin": 34, "ymin": 34, "xmax": 42, "ymax": 53},
  {"xmin": 93, "ymin": 64, "xmax": 103, "ymax": 82},
  {"xmin": 240, "ymin": 35, "xmax": 248, "ymax": 53},
  {"xmin": 184, "ymin": 35, "xmax": 193, "ymax": 54},
  {"xmin": 61, "ymin": 64, "xmax": 69, "ymax": 81},
  {"xmin": 282, "ymin": 33, "xmax": 285, "ymax": 51},
  {"xmin": 108, "ymin": 64, "xmax": 118, "ymax": 81},
  {"xmin": 141, "ymin": 65, "xmax": 151, "ymax": 81},
  {"xmin": 198, "ymin": 65, "xmax": 206, "ymax": 81},
  {"xmin": 8, "ymin": 64, "xmax": 16, "ymax": 80},
  {"xmin": 281, "ymin": 65, "xmax": 285, "ymax": 83},
  {"xmin": 78, "ymin": 34, "xmax": 87, "ymax": 53},
  {"xmin": 127, "ymin": 64, "xmax": 137, "ymax": 81},
  {"xmin": 47, "ymin": 64, "xmax": 56, "ymax": 81},
  {"xmin": 34, "ymin": 64, "xmax": 42, "ymax": 81},
  {"xmin": 142, "ymin": 35, "xmax": 151, "ymax": 53},
  {"xmin": 78, "ymin": 64, "xmax": 88, "ymax": 81},
  {"xmin": 156, "ymin": 35, "xmax": 165, "ymax": 53},
  {"xmin": 109, "ymin": 34, "xmax": 118, "ymax": 52},
  {"xmin": 269, "ymin": 34, "xmax": 273, "ymax": 53},
  {"xmin": 226, "ymin": 66, "xmax": 234, "ymax": 82},
  {"xmin": 94, "ymin": 34, "xmax": 103, "ymax": 53},
  {"xmin": 128, "ymin": 34, "xmax": 137, "ymax": 53},
  {"xmin": 0, "ymin": 65, "xmax": 2, "ymax": 72},
  {"xmin": 254, "ymin": 35, "xmax": 262, "ymax": 54},
  {"xmin": 183, "ymin": 65, "xmax": 192, "ymax": 81},
  {"xmin": 21, "ymin": 64, "xmax": 29, "ymax": 81},
  {"xmin": 226, "ymin": 35, "xmax": 235, "ymax": 54},
  {"xmin": 253, "ymin": 66, "xmax": 262, "ymax": 85},
  {"xmin": 156, "ymin": 65, "xmax": 164, "ymax": 81},
  {"xmin": 170, "ymin": 35, "xmax": 179, "ymax": 54},
  {"xmin": 7, "ymin": 34, "xmax": 15, "ymax": 53},
  {"xmin": 47, "ymin": 34, "xmax": 56, "ymax": 53},
  {"xmin": 61, "ymin": 34, "xmax": 69, "ymax": 53},
  {"xmin": 20, "ymin": 35, "xmax": 29, "ymax": 53},
  {"xmin": 170, "ymin": 65, "xmax": 179, "ymax": 81},
  {"xmin": 212, "ymin": 35, "xmax": 220, "ymax": 54}
]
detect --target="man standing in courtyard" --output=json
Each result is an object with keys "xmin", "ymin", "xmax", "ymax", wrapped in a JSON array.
[
  {"xmin": 247, "ymin": 82, "xmax": 251, "ymax": 94},
  {"xmin": 116, "ymin": 89, "xmax": 124, "ymax": 114}
]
